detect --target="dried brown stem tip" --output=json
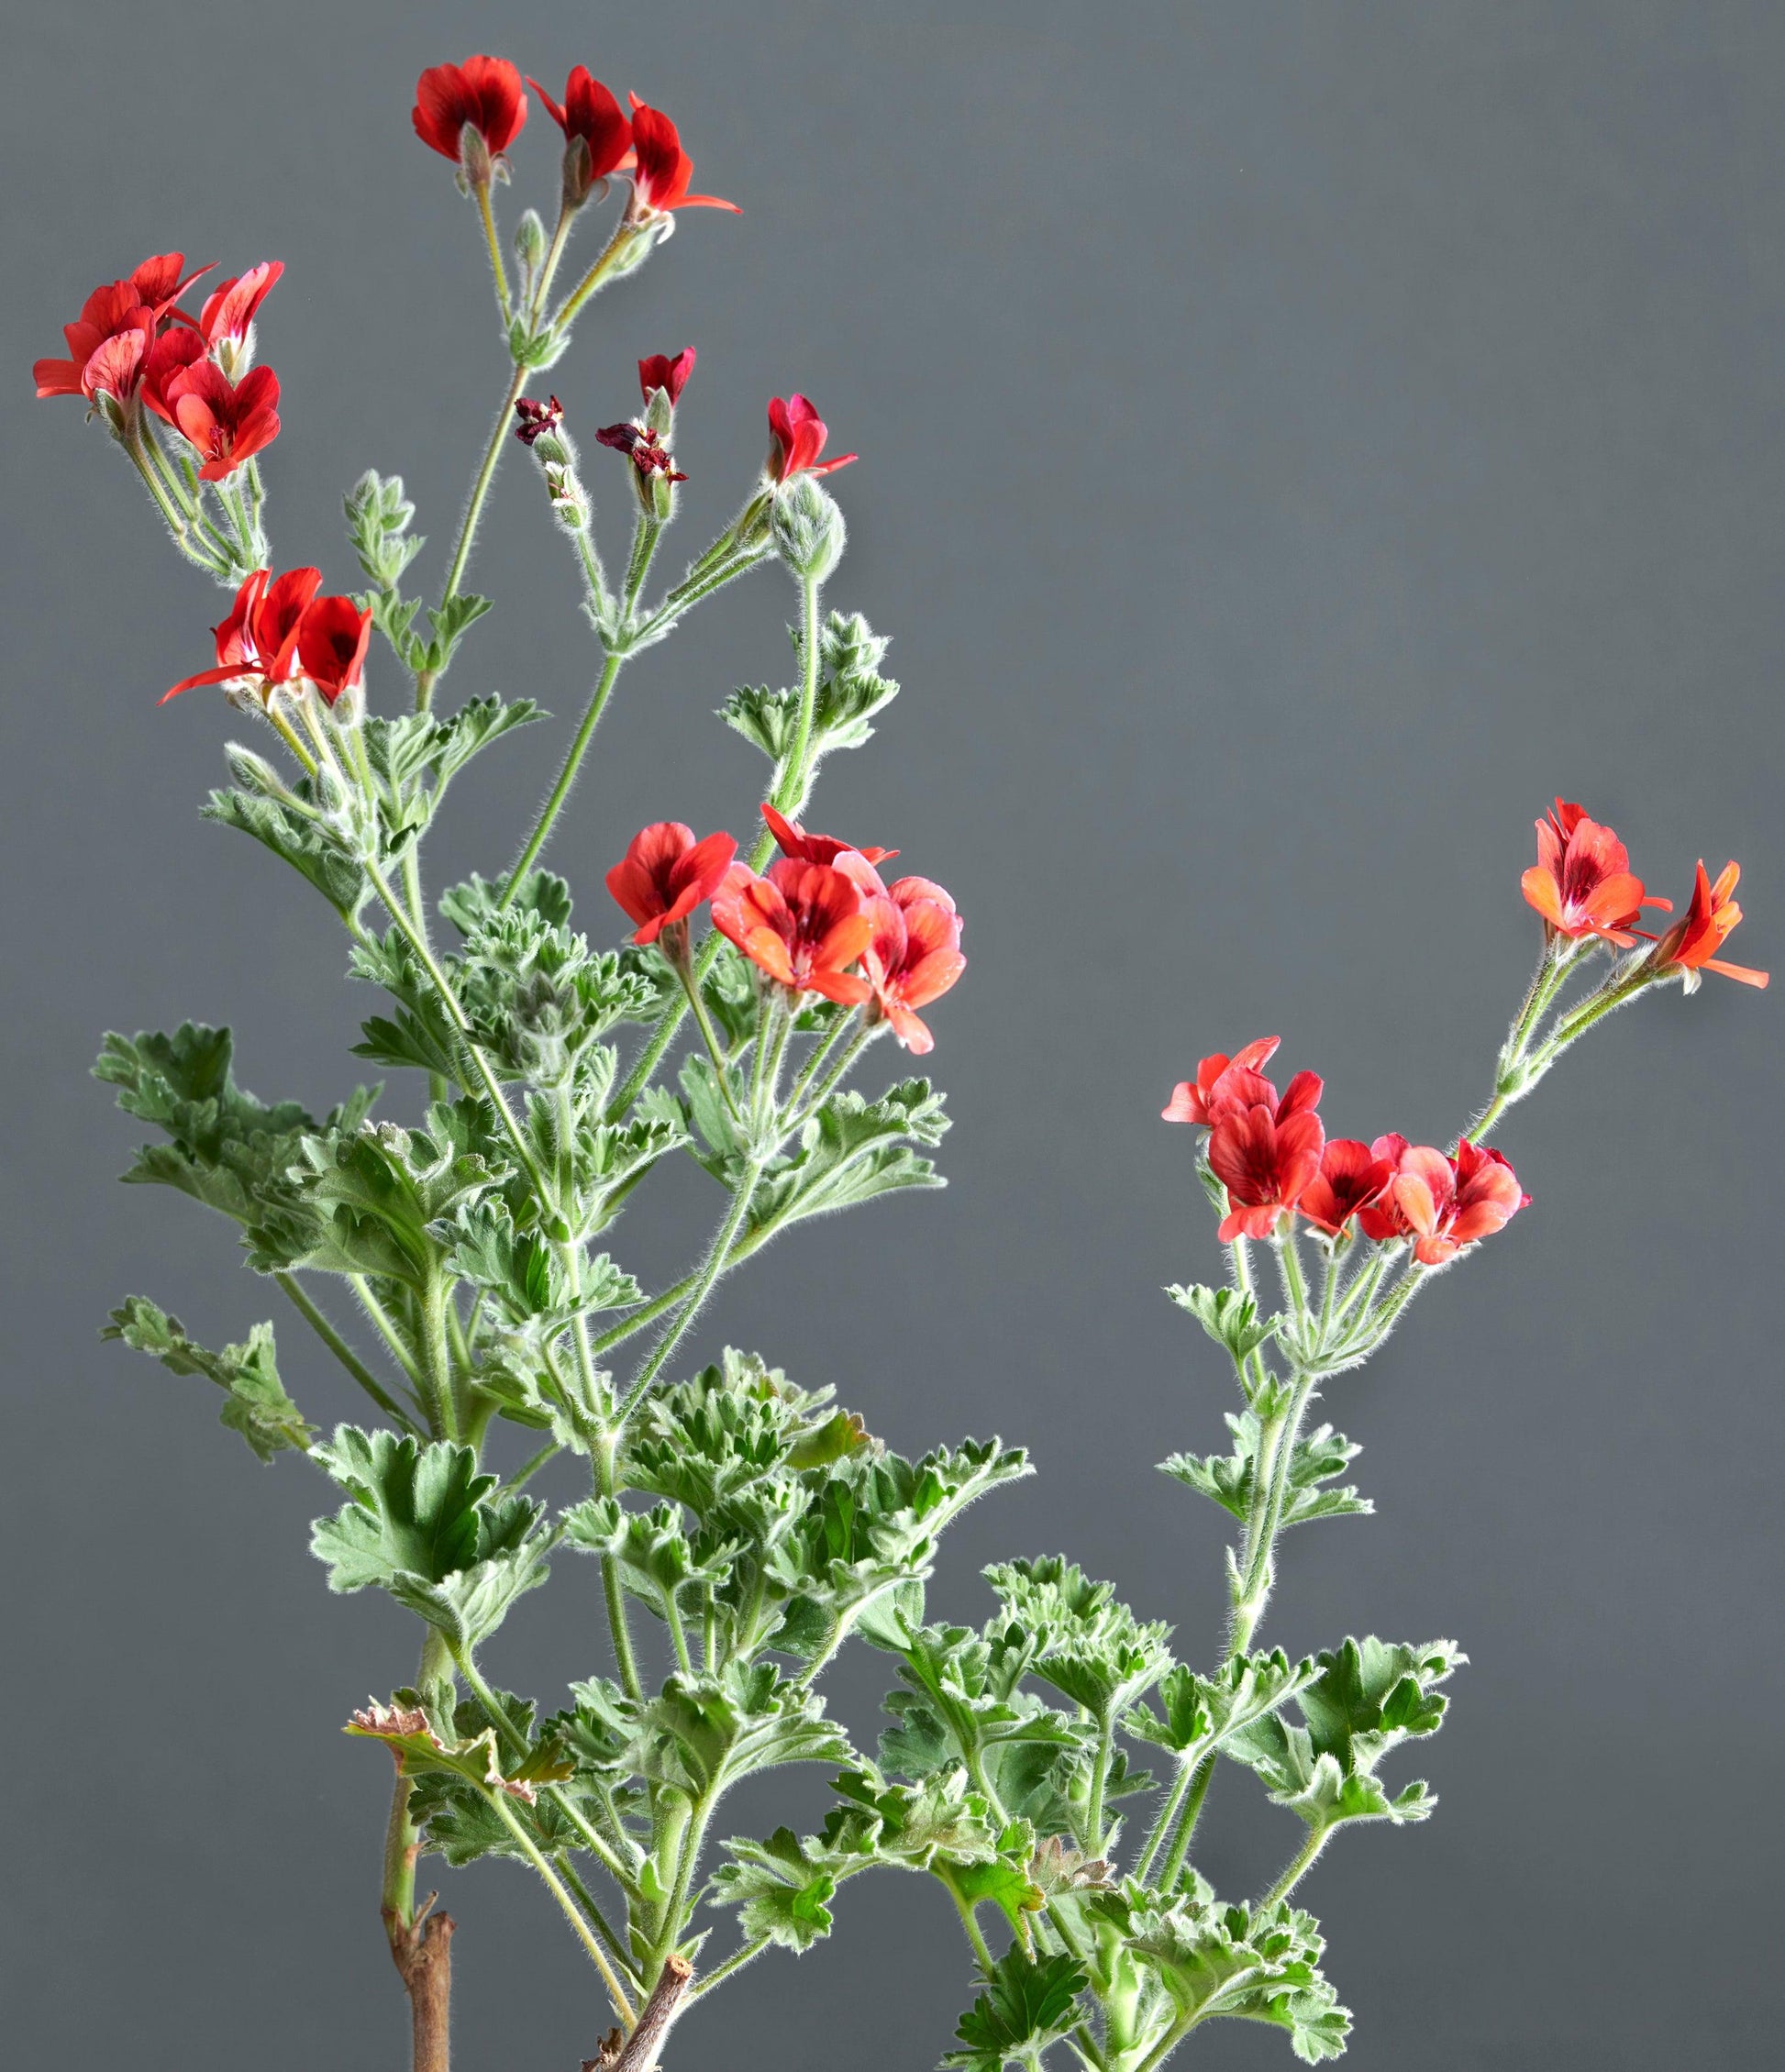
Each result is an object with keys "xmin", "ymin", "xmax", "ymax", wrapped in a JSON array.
[
  {"xmin": 584, "ymin": 1954, "xmax": 694, "ymax": 2072},
  {"xmin": 385, "ymin": 1899, "xmax": 455, "ymax": 2072}
]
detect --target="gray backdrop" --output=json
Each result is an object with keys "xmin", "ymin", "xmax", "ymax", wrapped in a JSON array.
[{"xmin": 3, "ymin": 4, "xmax": 1780, "ymax": 2066}]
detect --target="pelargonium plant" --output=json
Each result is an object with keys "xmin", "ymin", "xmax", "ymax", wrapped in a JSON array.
[{"xmin": 38, "ymin": 47, "xmax": 1766, "ymax": 2072}]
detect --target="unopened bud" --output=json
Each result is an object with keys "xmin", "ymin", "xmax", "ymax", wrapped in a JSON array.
[
  {"xmin": 458, "ymin": 121, "xmax": 493, "ymax": 193},
  {"xmin": 513, "ymin": 207, "xmax": 548, "ymax": 293},
  {"xmin": 560, "ymin": 135, "xmax": 596, "ymax": 211},
  {"xmin": 641, "ymin": 385, "xmax": 675, "ymax": 440},
  {"xmin": 223, "ymin": 741, "xmax": 292, "ymax": 799},
  {"xmin": 771, "ymin": 476, "xmax": 848, "ymax": 583}
]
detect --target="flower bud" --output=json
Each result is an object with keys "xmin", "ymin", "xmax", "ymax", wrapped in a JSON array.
[
  {"xmin": 223, "ymin": 741, "xmax": 293, "ymax": 799},
  {"xmin": 560, "ymin": 135, "xmax": 598, "ymax": 211},
  {"xmin": 771, "ymin": 476, "xmax": 848, "ymax": 583},
  {"xmin": 641, "ymin": 384, "xmax": 675, "ymax": 441},
  {"xmin": 513, "ymin": 207, "xmax": 549, "ymax": 296},
  {"xmin": 458, "ymin": 119, "xmax": 493, "ymax": 193}
]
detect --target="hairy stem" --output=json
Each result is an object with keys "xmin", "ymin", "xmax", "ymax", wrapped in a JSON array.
[
  {"xmin": 502, "ymin": 648, "xmax": 627, "ymax": 899},
  {"xmin": 416, "ymin": 360, "xmax": 527, "ymax": 711},
  {"xmin": 273, "ymin": 1271, "xmax": 416, "ymax": 1430}
]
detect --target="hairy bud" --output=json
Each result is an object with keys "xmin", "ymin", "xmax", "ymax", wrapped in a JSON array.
[{"xmin": 771, "ymin": 475, "xmax": 848, "ymax": 583}]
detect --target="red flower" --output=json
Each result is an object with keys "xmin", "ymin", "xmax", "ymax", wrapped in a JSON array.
[
  {"xmin": 711, "ymin": 859, "xmax": 872, "ymax": 1003},
  {"xmin": 1521, "ymin": 799, "xmax": 1669, "ymax": 947},
  {"xmin": 412, "ymin": 57, "xmax": 528, "ymax": 166},
  {"xmin": 529, "ymin": 68, "xmax": 631, "ymax": 200},
  {"xmin": 605, "ymin": 824, "xmax": 738, "ymax": 947},
  {"xmin": 1391, "ymin": 1140, "xmax": 1528, "ymax": 1267},
  {"xmin": 34, "ymin": 252, "xmax": 213, "ymax": 400},
  {"xmin": 626, "ymin": 98, "xmax": 738, "ymax": 216},
  {"xmin": 197, "ymin": 261, "xmax": 283, "ymax": 349},
  {"xmin": 295, "ymin": 594, "xmax": 373, "ymax": 706},
  {"xmin": 766, "ymin": 394, "xmax": 857, "ymax": 482},
  {"xmin": 1298, "ymin": 1137, "xmax": 1394, "ymax": 1237},
  {"xmin": 1355, "ymin": 1135, "xmax": 1414, "ymax": 1241},
  {"xmin": 1162, "ymin": 1037, "xmax": 1281, "ymax": 1125},
  {"xmin": 1648, "ymin": 860, "xmax": 1768, "ymax": 991},
  {"xmin": 1206, "ymin": 1071, "xmax": 1325, "ymax": 1243},
  {"xmin": 862, "ymin": 878, "xmax": 966, "ymax": 1054},
  {"xmin": 167, "ymin": 361, "xmax": 281, "ymax": 480},
  {"xmin": 161, "ymin": 566, "xmax": 320, "ymax": 703},
  {"xmin": 514, "ymin": 395, "xmax": 564, "ymax": 446},
  {"xmin": 140, "ymin": 327, "xmax": 206, "ymax": 423},
  {"xmin": 760, "ymin": 803, "xmax": 897, "ymax": 877},
  {"xmin": 594, "ymin": 420, "xmax": 686, "ymax": 482},
  {"xmin": 638, "ymin": 348, "xmax": 696, "ymax": 405}
]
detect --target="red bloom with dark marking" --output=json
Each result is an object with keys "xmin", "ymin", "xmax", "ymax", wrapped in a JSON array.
[
  {"xmin": 162, "ymin": 566, "xmax": 320, "ymax": 704},
  {"xmin": 166, "ymin": 361, "xmax": 281, "ymax": 480},
  {"xmin": 1298, "ymin": 1137, "xmax": 1395, "ymax": 1237},
  {"xmin": 528, "ymin": 66, "xmax": 630, "ymax": 199},
  {"xmin": 605, "ymin": 824, "xmax": 738, "ymax": 947},
  {"xmin": 1354, "ymin": 1135, "xmax": 1414, "ymax": 1242},
  {"xmin": 626, "ymin": 98, "xmax": 738, "ymax": 216},
  {"xmin": 1521, "ymin": 799, "xmax": 1669, "ymax": 947},
  {"xmin": 295, "ymin": 594, "xmax": 374, "ymax": 706},
  {"xmin": 1206, "ymin": 1069, "xmax": 1325, "ymax": 1243},
  {"xmin": 711, "ymin": 859, "xmax": 872, "ymax": 1003},
  {"xmin": 34, "ymin": 252, "xmax": 213, "ymax": 400},
  {"xmin": 412, "ymin": 57, "xmax": 528, "ymax": 165},
  {"xmin": 1390, "ymin": 1140, "xmax": 1528, "ymax": 1267},
  {"xmin": 197, "ymin": 261, "xmax": 283, "ymax": 349},
  {"xmin": 1163, "ymin": 1037, "xmax": 1281, "ymax": 1126},
  {"xmin": 766, "ymin": 394, "xmax": 856, "ymax": 482},
  {"xmin": 1647, "ymin": 860, "xmax": 1768, "ymax": 991},
  {"xmin": 638, "ymin": 349, "xmax": 696, "ymax": 405},
  {"xmin": 761, "ymin": 803, "xmax": 896, "ymax": 877},
  {"xmin": 862, "ymin": 878, "xmax": 966, "ymax": 1054},
  {"xmin": 140, "ymin": 327, "xmax": 207, "ymax": 423}
]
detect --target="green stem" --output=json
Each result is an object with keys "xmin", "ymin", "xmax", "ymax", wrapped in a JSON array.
[
  {"xmin": 1261, "ymin": 1823, "xmax": 1331, "ymax": 1908},
  {"xmin": 349, "ymin": 1277, "xmax": 425, "ymax": 1392},
  {"xmin": 686, "ymin": 1935, "xmax": 771, "ymax": 2001},
  {"xmin": 272, "ymin": 1271, "xmax": 416, "ymax": 1431},
  {"xmin": 506, "ymin": 1439, "xmax": 560, "ymax": 1491},
  {"xmin": 381, "ymin": 1629, "xmax": 455, "ymax": 1929},
  {"xmin": 951, "ymin": 1886, "xmax": 995, "ymax": 1970},
  {"xmin": 1085, "ymin": 1710, "xmax": 1116, "ymax": 1856},
  {"xmin": 551, "ymin": 221, "xmax": 640, "ymax": 331},
  {"xmin": 417, "ymin": 1266, "xmax": 459, "ymax": 1442},
  {"xmin": 527, "ymin": 200, "xmax": 574, "ymax": 326},
  {"xmin": 1134, "ymin": 1763, "xmax": 1192, "ymax": 1887},
  {"xmin": 595, "ymin": 1438, "xmax": 643, "ymax": 1702},
  {"xmin": 664, "ymin": 1590, "xmax": 693, "ymax": 1675},
  {"xmin": 363, "ymin": 856, "xmax": 549, "ymax": 1198},
  {"xmin": 616, "ymin": 1164, "xmax": 763, "ymax": 1423},
  {"xmin": 486, "ymin": 1790, "xmax": 637, "ymax": 2023},
  {"xmin": 475, "ymin": 181, "xmax": 514, "ymax": 325},
  {"xmin": 501, "ymin": 648, "xmax": 626, "ymax": 900},
  {"xmin": 1156, "ymin": 1754, "xmax": 1214, "ymax": 1892},
  {"xmin": 771, "ymin": 573, "xmax": 824, "ymax": 817},
  {"xmin": 416, "ymin": 360, "xmax": 528, "ymax": 711}
]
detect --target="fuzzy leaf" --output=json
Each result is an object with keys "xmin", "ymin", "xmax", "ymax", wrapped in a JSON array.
[
  {"xmin": 104, "ymin": 1297, "xmax": 310, "ymax": 1461},
  {"xmin": 942, "ymin": 1949, "xmax": 1088, "ymax": 2072}
]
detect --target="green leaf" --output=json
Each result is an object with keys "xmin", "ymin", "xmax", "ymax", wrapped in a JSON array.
[
  {"xmin": 1168, "ymin": 1282, "xmax": 1278, "ymax": 1364},
  {"xmin": 1125, "ymin": 1650, "xmax": 1317, "ymax": 1768},
  {"xmin": 942, "ymin": 1949, "xmax": 1088, "ymax": 2072},
  {"xmin": 440, "ymin": 870, "xmax": 574, "ymax": 937},
  {"xmin": 104, "ymin": 1297, "xmax": 311, "ymax": 1461},
  {"xmin": 1224, "ymin": 1635, "xmax": 1464, "ymax": 1830},
  {"xmin": 345, "ymin": 471, "xmax": 425, "ymax": 593},
  {"xmin": 1160, "ymin": 1414, "xmax": 1370, "ymax": 1530},
  {"xmin": 708, "ymin": 1827, "xmax": 839, "ymax": 1950},
  {"xmin": 983, "ymin": 1556, "xmax": 1173, "ymax": 1719},
  {"xmin": 203, "ymin": 784, "xmax": 370, "ymax": 917},
  {"xmin": 744, "ymin": 1080, "xmax": 949, "ymax": 1234},
  {"xmin": 310, "ymin": 1425, "xmax": 551, "ymax": 1648},
  {"xmin": 1115, "ymin": 1893, "xmax": 1346, "ymax": 2049}
]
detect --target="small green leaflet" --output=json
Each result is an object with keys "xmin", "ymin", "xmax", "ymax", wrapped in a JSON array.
[
  {"xmin": 942, "ymin": 1949, "xmax": 1088, "ymax": 2072},
  {"xmin": 104, "ymin": 1296, "xmax": 310, "ymax": 1461}
]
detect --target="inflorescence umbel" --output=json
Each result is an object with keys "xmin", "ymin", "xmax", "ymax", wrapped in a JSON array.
[{"xmin": 36, "ymin": 43, "xmax": 1765, "ymax": 2072}]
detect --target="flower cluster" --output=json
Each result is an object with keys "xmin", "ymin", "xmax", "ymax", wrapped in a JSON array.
[
  {"xmin": 1523, "ymin": 795, "xmax": 1765, "ymax": 988},
  {"xmin": 607, "ymin": 804, "xmax": 965, "ymax": 1052},
  {"xmin": 1166, "ymin": 1036, "xmax": 1526, "ymax": 1262},
  {"xmin": 35, "ymin": 249, "xmax": 283, "ymax": 479},
  {"xmin": 163, "ymin": 565, "xmax": 371, "ymax": 707},
  {"xmin": 412, "ymin": 55, "xmax": 735, "ymax": 218}
]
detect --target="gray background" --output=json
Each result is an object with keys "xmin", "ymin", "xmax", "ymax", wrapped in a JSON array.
[{"xmin": 3, "ymin": 3, "xmax": 1780, "ymax": 2066}]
